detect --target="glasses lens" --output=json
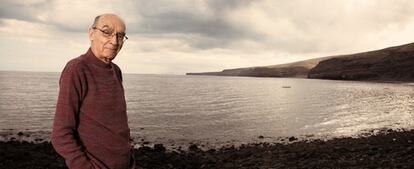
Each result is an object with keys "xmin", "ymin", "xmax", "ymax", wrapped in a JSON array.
[
  {"xmin": 115, "ymin": 32, "xmax": 127, "ymax": 42},
  {"xmin": 95, "ymin": 27, "xmax": 127, "ymax": 42}
]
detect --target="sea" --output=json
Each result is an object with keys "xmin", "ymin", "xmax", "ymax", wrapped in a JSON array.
[{"xmin": 0, "ymin": 71, "xmax": 413, "ymax": 148}]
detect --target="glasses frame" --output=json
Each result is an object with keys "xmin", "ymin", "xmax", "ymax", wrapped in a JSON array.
[{"xmin": 92, "ymin": 26, "xmax": 128, "ymax": 42}]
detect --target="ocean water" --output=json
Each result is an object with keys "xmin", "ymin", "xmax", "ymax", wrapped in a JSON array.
[{"xmin": 0, "ymin": 71, "xmax": 413, "ymax": 148}]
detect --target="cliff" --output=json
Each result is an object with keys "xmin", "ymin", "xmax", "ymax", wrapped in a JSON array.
[
  {"xmin": 186, "ymin": 56, "xmax": 332, "ymax": 78},
  {"xmin": 308, "ymin": 43, "xmax": 414, "ymax": 81},
  {"xmin": 187, "ymin": 42, "xmax": 414, "ymax": 81}
]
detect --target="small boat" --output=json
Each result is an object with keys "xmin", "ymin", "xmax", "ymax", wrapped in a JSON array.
[{"xmin": 282, "ymin": 86, "xmax": 291, "ymax": 88}]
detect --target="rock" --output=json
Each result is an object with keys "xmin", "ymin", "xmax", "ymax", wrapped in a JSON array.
[
  {"xmin": 223, "ymin": 162, "xmax": 234, "ymax": 168},
  {"xmin": 154, "ymin": 144, "xmax": 166, "ymax": 152},
  {"xmin": 289, "ymin": 136, "xmax": 298, "ymax": 142},
  {"xmin": 189, "ymin": 144, "xmax": 199, "ymax": 151},
  {"xmin": 34, "ymin": 138, "xmax": 43, "ymax": 142},
  {"xmin": 207, "ymin": 149, "xmax": 216, "ymax": 153},
  {"xmin": 17, "ymin": 132, "xmax": 24, "ymax": 137}
]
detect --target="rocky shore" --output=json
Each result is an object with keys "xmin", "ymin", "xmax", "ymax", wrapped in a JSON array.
[{"xmin": 1, "ymin": 129, "xmax": 414, "ymax": 169}]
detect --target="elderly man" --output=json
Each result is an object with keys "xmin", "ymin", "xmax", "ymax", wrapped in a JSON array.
[{"xmin": 51, "ymin": 14, "xmax": 135, "ymax": 169}]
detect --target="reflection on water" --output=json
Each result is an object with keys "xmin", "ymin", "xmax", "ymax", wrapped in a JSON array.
[{"xmin": 0, "ymin": 71, "xmax": 413, "ymax": 147}]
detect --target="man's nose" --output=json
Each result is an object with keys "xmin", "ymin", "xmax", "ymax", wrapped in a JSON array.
[{"xmin": 109, "ymin": 34, "xmax": 118, "ymax": 45}]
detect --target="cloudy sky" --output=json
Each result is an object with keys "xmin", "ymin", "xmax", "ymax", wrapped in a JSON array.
[{"xmin": 1, "ymin": 0, "xmax": 414, "ymax": 74}]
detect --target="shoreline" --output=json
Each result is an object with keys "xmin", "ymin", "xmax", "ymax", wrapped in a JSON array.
[
  {"xmin": 1, "ymin": 129, "xmax": 414, "ymax": 169},
  {"xmin": 1, "ymin": 127, "xmax": 405, "ymax": 151}
]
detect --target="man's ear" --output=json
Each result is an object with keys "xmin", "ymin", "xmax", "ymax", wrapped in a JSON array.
[{"xmin": 88, "ymin": 27, "xmax": 94, "ymax": 41}]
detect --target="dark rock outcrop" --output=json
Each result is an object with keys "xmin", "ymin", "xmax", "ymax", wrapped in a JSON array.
[{"xmin": 308, "ymin": 43, "xmax": 414, "ymax": 81}]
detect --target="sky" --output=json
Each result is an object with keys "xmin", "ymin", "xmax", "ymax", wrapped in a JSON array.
[{"xmin": 1, "ymin": 0, "xmax": 414, "ymax": 74}]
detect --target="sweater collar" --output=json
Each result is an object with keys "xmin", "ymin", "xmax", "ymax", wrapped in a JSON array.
[{"xmin": 84, "ymin": 48, "xmax": 112, "ymax": 69}]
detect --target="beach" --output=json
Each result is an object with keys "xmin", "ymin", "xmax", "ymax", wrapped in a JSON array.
[{"xmin": 1, "ymin": 129, "xmax": 413, "ymax": 169}]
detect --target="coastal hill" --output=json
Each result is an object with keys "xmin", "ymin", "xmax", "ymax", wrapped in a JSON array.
[
  {"xmin": 187, "ymin": 42, "xmax": 414, "ymax": 81},
  {"xmin": 186, "ymin": 56, "xmax": 334, "ymax": 78},
  {"xmin": 308, "ymin": 42, "xmax": 414, "ymax": 81}
]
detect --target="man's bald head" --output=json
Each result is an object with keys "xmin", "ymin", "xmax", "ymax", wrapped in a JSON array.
[
  {"xmin": 89, "ymin": 13, "xmax": 127, "ymax": 64},
  {"xmin": 92, "ymin": 13, "xmax": 126, "ymax": 30}
]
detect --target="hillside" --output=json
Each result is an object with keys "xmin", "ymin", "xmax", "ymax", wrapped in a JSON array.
[
  {"xmin": 308, "ymin": 43, "xmax": 414, "ymax": 81},
  {"xmin": 186, "ymin": 56, "xmax": 333, "ymax": 78},
  {"xmin": 187, "ymin": 42, "xmax": 414, "ymax": 81}
]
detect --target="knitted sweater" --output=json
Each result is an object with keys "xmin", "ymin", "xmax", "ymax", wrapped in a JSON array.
[{"xmin": 51, "ymin": 48, "xmax": 133, "ymax": 169}]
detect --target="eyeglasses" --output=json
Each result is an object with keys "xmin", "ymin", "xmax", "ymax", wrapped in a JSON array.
[{"xmin": 92, "ymin": 27, "xmax": 128, "ymax": 42}]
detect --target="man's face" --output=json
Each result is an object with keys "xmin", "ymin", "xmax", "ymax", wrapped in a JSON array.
[{"xmin": 89, "ymin": 15, "xmax": 126, "ymax": 64}]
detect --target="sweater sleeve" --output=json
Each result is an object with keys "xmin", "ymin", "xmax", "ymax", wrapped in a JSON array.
[{"xmin": 51, "ymin": 61, "xmax": 93, "ymax": 169}]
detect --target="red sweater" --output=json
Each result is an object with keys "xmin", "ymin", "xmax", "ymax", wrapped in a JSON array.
[{"xmin": 51, "ymin": 48, "xmax": 133, "ymax": 169}]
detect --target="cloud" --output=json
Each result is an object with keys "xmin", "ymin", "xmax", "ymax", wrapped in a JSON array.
[
  {"xmin": 0, "ymin": 0, "xmax": 50, "ymax": 22},
  {"xmin": 1, "ymin": 0, "xmax": 414, "ymax": 74},
  {"xmin": 127, "ymin": 0, "xmax": 258, "ymax": 49},
  {"xmin": 0, "ymin": 0, "xmax": 139, "ymax": 32},
  {"xmin": 226, "ymin": 0, "xmax": 414, "ymax": 54}
]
